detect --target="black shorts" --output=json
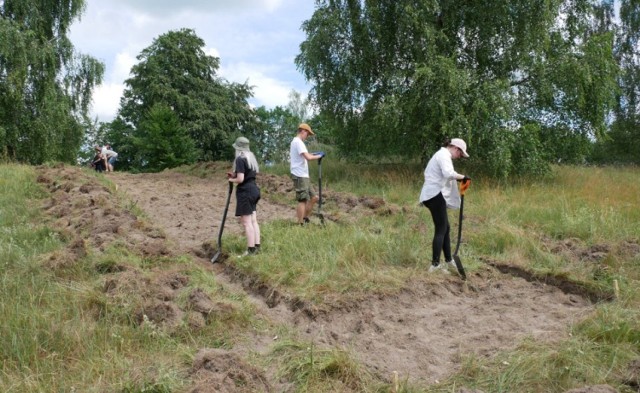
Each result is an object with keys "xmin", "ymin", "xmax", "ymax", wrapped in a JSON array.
[{"xmin": 235, "ymin": 183, "xmax": 260, "ymax": 216}]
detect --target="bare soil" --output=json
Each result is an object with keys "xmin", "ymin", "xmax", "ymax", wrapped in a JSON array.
[{"xmin": 37, "ymin": 164, "xmax": 617, "ymax": 391}]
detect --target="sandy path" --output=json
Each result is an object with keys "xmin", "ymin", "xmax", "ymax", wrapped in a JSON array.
[{"xmin": 111, "ymin": 171, "xmax": 293, "ymax": 255}]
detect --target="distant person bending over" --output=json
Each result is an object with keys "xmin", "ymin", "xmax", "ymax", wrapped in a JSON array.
[
  {"xmin": 101, "ymin": 144, "xmax": 118, "ymax": 172},
  {"xmin": 228, "ymin": 137, "xmax": 261, "ymax": 257},
  {"xmin": 419, "ymin": 138, "xmax": 470, "ymax": 273},
  {"xmin": 91, "ymin": 146, "xmax": 106, "ymax": 172},
  {"xmin": 289, "ymin": 123, "xmax": 323, "ymax": 225}
]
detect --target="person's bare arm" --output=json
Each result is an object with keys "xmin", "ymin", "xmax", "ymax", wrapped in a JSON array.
[
  {"xmin": 228, "ymin": 172, "xmax": 245, "ymax": 184},
  {"xmin": 302, "ymin": 152, "xmax": 322, "ymax": 161}
]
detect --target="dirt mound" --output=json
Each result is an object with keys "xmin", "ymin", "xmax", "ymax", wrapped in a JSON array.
[
  {"xmin": 37, "ymin": 166, "xmax": 172, "ymax": 258},
  {"xmin": 190, "ymin": 348, "xmax": 272, "ymax": 392},
  {"xmin": 259, "ymin": 172, "xmax": 402, "ymax": 224},
  {"xmin": 620, "ymin": 357, "xmax": 640, "ymax": 391}
]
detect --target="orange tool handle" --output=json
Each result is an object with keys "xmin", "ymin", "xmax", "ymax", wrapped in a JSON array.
[{"xmin": 459, "ymin": 178, "xmax": 471, "ymax": 196}]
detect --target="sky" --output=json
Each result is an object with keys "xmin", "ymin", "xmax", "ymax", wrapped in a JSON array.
[{"xmin": 69, "ymin": 0, "xmax": 317, "ymax": 122}]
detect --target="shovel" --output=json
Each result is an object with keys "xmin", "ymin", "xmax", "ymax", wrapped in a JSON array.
[
  {"xmin": 312, "ymin": 152, "xmax": 326, "ymax": 225},
  {"xmin": 317, "ymin": 155, "xmax": 325, "ymax": 225},
  {"xmin": 452, "ymin": 178, "xmax": 471, "ymax": 279},
  {"xmin": 211, "ymin": 182, "xmax": 233, "ymax": 263}
]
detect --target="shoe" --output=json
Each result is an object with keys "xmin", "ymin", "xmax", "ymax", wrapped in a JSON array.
[
  {"xmin": 428, "ymin": 264, "xmax": 449, "ymax": 274},
  {"xmin": 236, "ymin": 248, "xmax": 257, "ymax": 258},
  {"xmin": 446, "ymin": 259, "xmax": 458, "ymax": 271}
]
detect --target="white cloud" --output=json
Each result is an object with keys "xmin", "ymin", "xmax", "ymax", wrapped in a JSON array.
[
  {"xmin": 220, "ymin": 61, "xmax": 304, "ymax": 108},
  {"xmin": 204, "ymin": 47, "xmax": 221, "ymax": 59},
  {"xmin": 89, "ymin": 52, "xmax": 138, "ymax": 122},
  {"xmin": 113, "ymin": 52, "xmax": 137, "ymax": 82},
  {"xmin": 91, "ymin": 83, "xmax": 124, "ymax": 122}
]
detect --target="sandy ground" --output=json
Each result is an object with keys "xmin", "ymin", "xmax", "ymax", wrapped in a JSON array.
[{"xmin": 104, "ymin": 166, "xmax": 596, "ymax": 387}]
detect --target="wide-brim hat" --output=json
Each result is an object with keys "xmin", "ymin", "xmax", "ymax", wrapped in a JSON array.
[
  {"xmin": 450, "ymin": 138, "xmax": 469, "ymax": 158},
  {"xmin": 232, "ymin": 136, "xmax": 250, "ymax": 152},
  {"xmin": 298, "ymin": 123, "xmax": 315, "ymax": 135}
]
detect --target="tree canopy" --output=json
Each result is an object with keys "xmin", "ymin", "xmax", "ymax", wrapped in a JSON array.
[
  {"xmin": 296, "ymin": 0, "xmax": 627, "ymax": 177},
  {"xmin": 246, "ymin": 91, "xmax": 312, "ymax": 164},
  {"xmin": 107, "ymin": 28, "xmax": 258, "ymax": 171},
  {"xmin": 0, "ymin": 0, "xmax": 104, "ymax": 164},
  {"xmin": 591, "ymin": 0, "xmax": 640, "ymax": 164}
]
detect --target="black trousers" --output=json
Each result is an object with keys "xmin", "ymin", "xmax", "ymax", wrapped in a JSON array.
[{"xmin": 422, "ymin": 193, "xmax": 451, "ymax": 265}]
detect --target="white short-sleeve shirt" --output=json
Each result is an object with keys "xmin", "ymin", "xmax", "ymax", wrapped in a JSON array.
[{"xmin": 289, "ymin": 136, "xmax": 309, "ymax": 178}]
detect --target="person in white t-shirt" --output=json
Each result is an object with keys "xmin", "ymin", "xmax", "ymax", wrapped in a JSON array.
[
  {"xmin": 419, "ymin": 138, "xmax": 469, "ymax": 273},
  {"xmin": 289, "ymin": 123, "xmax": 324, "ymax": 225}
]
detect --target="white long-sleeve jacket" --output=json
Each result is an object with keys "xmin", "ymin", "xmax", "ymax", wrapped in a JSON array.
[{"xmin": 419, "ymin": 147, "xmax": 462, "ymax": 209}]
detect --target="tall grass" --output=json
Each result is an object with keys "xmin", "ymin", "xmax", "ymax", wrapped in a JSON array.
[
  {"xmin": 253, "ymin": 163, "xmax": 640, "ymax": 300},
  {"xmin": 228, "ymin": 211, "xmax": 432, "ymax": 303},
  {"xmin": 268, "ymin": 159, "xmax": 424, "ymax": 205},
  {"xmin": 270, "ymin": 339, "xmax": 373, "ymax": 392}
]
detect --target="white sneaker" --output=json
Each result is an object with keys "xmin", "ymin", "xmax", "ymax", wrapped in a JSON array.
[
  {"xmin": 446, "ymin": 260, "xmax": 458, "ymax": 271},
  {"xmin": 428, "ymin": 264, "xmax": 449, "ymax": 274}
]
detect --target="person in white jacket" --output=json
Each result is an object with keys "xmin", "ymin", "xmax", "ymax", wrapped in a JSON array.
[{"xmin": 419, "ymin": 138, "xmax": 470, "ymax": 273}]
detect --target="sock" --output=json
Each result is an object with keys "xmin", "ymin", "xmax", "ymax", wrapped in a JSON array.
[
  {"xmin": 248, "ymin": 246, "xmax": 257, "ymax": 254},
  {"xmin": 255, "ymin": 244, "xmax": 260, "ymax": 250}
]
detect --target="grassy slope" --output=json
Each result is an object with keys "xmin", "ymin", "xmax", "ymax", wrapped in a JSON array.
[{"xmin": 1, "ymin": 162, "xmax": 639, "ymax": 392}]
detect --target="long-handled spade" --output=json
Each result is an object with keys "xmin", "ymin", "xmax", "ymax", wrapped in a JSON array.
[
  {"xmin": 313, "ymin": 152, "xmax": 326, "ymax": 225},
  {"xmin": 211, "ymin": 182, "xmax": 233, "ymax": 263},
  {"xmin": 452, "ymin": 178, "xmax": 471, "ymax": 279}
]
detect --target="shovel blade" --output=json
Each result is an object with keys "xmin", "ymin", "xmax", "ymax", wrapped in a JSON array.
[
  {"xmin": 452, "ymin": 255, "xmax": 467, "ymax": 280},
  {"xmin": 210, "ymin": 249, "xmax": 222, "ymax": 264}
]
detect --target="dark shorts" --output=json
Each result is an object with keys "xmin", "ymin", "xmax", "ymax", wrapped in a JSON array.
[
  {"xmin": 235, "ymin": 183, "xmax": 260, "ymax": 216},
  {"xmin": 291, "ymin": 175, "xmax": 315, "ymax": 202},
  {"xmin": 108, "ymin": 156, "xmax": 117, "ymax": 165}
]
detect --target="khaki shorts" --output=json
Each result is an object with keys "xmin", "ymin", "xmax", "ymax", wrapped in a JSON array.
[{"xmin": 291, "ymin": 175, "xmax": 316, "ymax": 202}]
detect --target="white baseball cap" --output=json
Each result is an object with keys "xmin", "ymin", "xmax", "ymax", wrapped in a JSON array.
[{"xmin": 450, "ymin": 138, "xmax": 469, "ymax": 158}]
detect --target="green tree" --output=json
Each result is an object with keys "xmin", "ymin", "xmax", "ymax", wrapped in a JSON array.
[
  {"xmin": 131, "ymin": 104, "xmax": 199, "ymax": 172},
  {"xmin": 296, "ymin": 0, "xmax": 619, "ymax": 178},
  {"xmin": 0, "ymin": 0, "xmax": 104, "ymax": 164},
  {"xmin": 592, "ymin": 0, "xmax": 640, "ymax": 164},
  {"xmin": 251, "ymin": 105, "xmax": 299, "ymax": 163},
  {"xmin": 113, "ymin": 28, "xmax": 257, "ymax": 167},
  {"xmin": 286, "ymin": 90, "xmax": 311, "ymax": 122},
  {"xmin": 247, "ymin": 90, "xmax": 322, "ymax": 164},
  {"xmin": 78, "ymin": 117, "xmax": 105, "ymax": 166}
]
